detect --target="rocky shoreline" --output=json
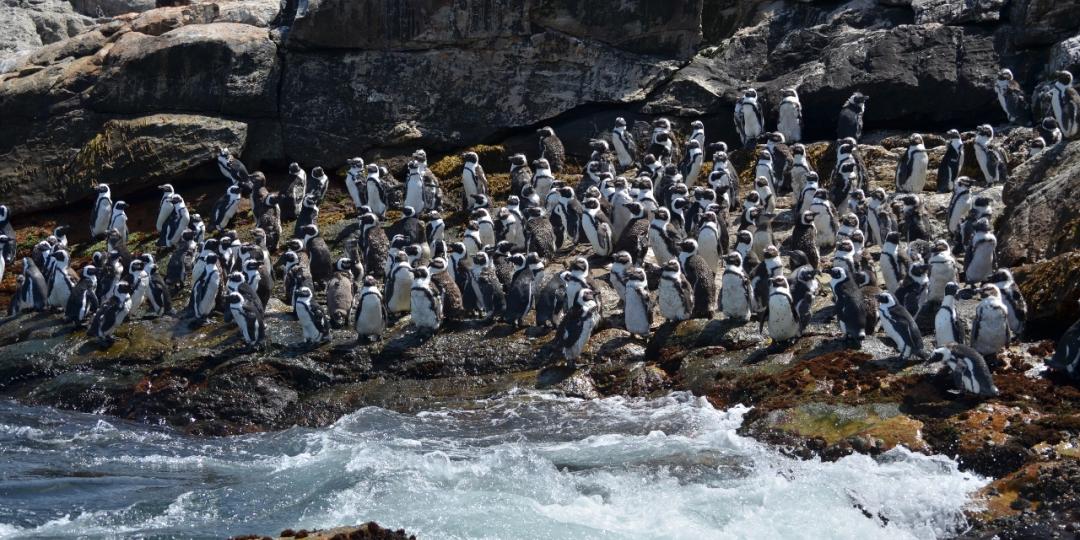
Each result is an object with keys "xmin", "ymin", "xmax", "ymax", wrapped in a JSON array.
[{"xmin": 2, "ymin": 0, "xmax": 1080, "ymax": 538}]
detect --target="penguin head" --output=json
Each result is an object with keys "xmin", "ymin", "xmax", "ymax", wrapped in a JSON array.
[
  {"xmin": 582, "ymin": 197, "xmax": 601, "ymax": 211},
  {"xmin": 140, "ymin": 253, "xmax": 155, "ymax": 266},
  {"xmin": 363, "ymin": 275, "xmax": 379, "ymax": 289},
  {"xmin": 653, "ymin": 207, "xmax": 670, "ymax": 222},
  {"xmin": 296, "ymin": 286, "xmax": 314, "ymax": 301},
  {"xmin": 754, "ymin": 176, "xmax": 770, "ymax": 188},
  {"xmin": 218, "ymin": 147, "xmax": 231, "ymax": 158},
  {"xmin": 403, "ymin": 244, "xmax": 422, "ymax": 259},
  {"xmin": 429, "ymin": 256, "xmax": 448, "ymax": 272},
  {"xmin": 115, "ymin": 280, "xmax": 133, "ymax": 296},
  {"xmin": 1056, "ymin": 70, "xmax": 1073, "ymax": 85},
  {"xmin": 509, "ymin": 253, "xmax": 527, "ymax": 271},
  {"xmin": 300, "ymin": 224, "xmax": 320, "ymax": 241},
  {"xmin": 841, "ymin": 213, "xmax": 859, "ymax": 227},
  {"xmin": 570, "ymin": 257, "xmax": 589, "ymax": 273},
  {"xmin": 847, "ymin": 92, "xmax": 868, "ymax": 105},
  {"xmin": 792, "ymin": 144, "xmax": 806, "ymax": 156},
  {"xmin": 311, "ymin": 166, "xmax": 326, "ymax": 179},
  {"xmin": 768, "ymin": 132, "xmax": 785, "ymax": 144},
  {"xmin": 736, "ymin": 231, "xmax": 753, "ymax": 245},
  {"xmin": 910, "ymin": 133, "xmax": 924, "ymax": 146},
  {"xmin": 946, "ymin": 129, "xmax": 961, "ymax": 140},
  {"xmin": 661, "ymin": 259, "xmax": 682, "ymax": 275},
  {"xmin": 227, "ymin": 271, "xmax": 245, "ymax": 287},
  {"xmin": 744, "ymin": 191, "xmax": 761, "ymax": 206},
  {"xmin": 679, "ymin": 239, "xmax": 698, "ymax": 256},
  {"xmin": 577, "ymin": 288, "xmax": 596, "ymax": 306},
  {"xmin": 227, "ymin": 291, "xmax": 245, "ymax": 308},
  {"xmin": 990, "ymin": 269, "xmax": 1014, "ymax": 287},
  {"xmin": 622, "ymin": 202, "xmax": 644, "ymax": 217},
  {"xmin": 653, "ymin": 117, "xmax": 672, "ymax": 130},
  {"xmin": 803, "ymin": 172, "xmax": 819, "ymax": 186},
  {"xmin": 876, "ymin": 291, "xmax": 895, "ymax": 306},
  {"xmin": 932, "ymin": 240, "xmax": 950, "ymax": 253},
  {"xmin": 412, "ymin": 266, "xmax": 430, "ymax": 281},
  {"xmin": 612, "ymin": 251, "xmax": 632, "ymax": 266},
  {"xmin": 614, "ymin": 117, "xmax": 627, "ymax": 128},
  {"xmin": 0, "ymin": 205, "xmax": 8, "ymax": 221},
  {"xmin": 0, "ymin": 235, "xmax": 9, "ymax": 247},
  {"xmin": 203, "ymin": 252, "xmax": 220, "ymax": 267},
  {"xmin": 910, "ymin": 263, "xmax": 929, "ymax": 278},
  {"xmin": 929, "ymin": 347, "xmax": 952, "ymax": 366},
  {"xmin": 1041, "ymin": 116, "xmax": 1060, "ymax": 130},
  {"xmin": 533, "ymin": 158, "xmax": 551, "ymax": 171},
  {"xmin": 944, "ymin": 282, "xmax": 960, "ymax": 297},
  {"xmin": 158, "ymin": 184, "xmax": 174, "ymax": 194},
  {"xmin": 526, "ymin": 252, "xmax": 543, "ymax": 268},
  {"xmin": 763, "ymin": 245, "xmax": 780, "ymax": 260},
  {"xmin": 107, "ymin": 228, "xmax": 123, "ymax": 243},
  {"xmin": 742, "ymin": 88, "xmax": 757, "ymax": 99},
  {"xmin": 997, "ymin": 69, "xmax": 1013, "ymax": 81},
  {"xmin": 973, "ymin": 218, "xmax": 991, "ymax": 233},
  {"xmin": 690, "ymin": 120, "xmax": 704, "ymax": 131},
  {"xmin": 836, "ymin": 239, "xmax": 855, "ymax": 254},
  {"xmin": 850, "ymin": 229, "xmax": 865, "ymax": 246},
  {"xmin": 359, "ymin": 213, "xmax": 379, "ymax": 229},
  {"xmin": 82, "ymin": 265, "xmax": 98, "ymax": 279},
  {"xmin": 980, "ymin": 283, "xmax": 1000, "ymax": 300},
  {"xmin": 95, "ymin": 184, "xmax": 110, "ymax": 195},
  {"xmin": 828, "ymin": 266, "xmax": 847, "ymax": 281},
  {"xmin": 700, "ymin": 211, "xmax": 717, "ymax": 225},
  {"xmin": 449, "ymin": 242, "xmax": 466, "ymax": 256},
  {"xmin": 285, "ymin": 238, "xmax": 303, "ymax": 253},
  {"xmin": 495, "ymin": 241, "xmax": 514, "ymax": 256},
  {"xmin": 796, "ymin": 267, "xmax": 817, "ymax": 283},
  {"xmin": 713, "ymin": 151, "xmax": 729, "ymax": 163},
  {"xmin": 672, "ymin": 197, "xmax": 690, "ymax": 212},
  {"xmin": 756, "ymin": 146, "xmax": 772, "ymax": 160},
  {"xmin": 781, "ymin": 87, "xmax": 798, "ymax": 98},
  {"xmin": 537, "ymin": 126, "xmax": 555, "ymax": 138},
  {"xmin": 769, "ymin": 276, "xmax": 788, "ymax": 290},
  {"xmin": 976, "ymin": 124, "xmax": 994, "ymax": 138},
  {"xmin": 509, "ymin": 154, "xmax": 527, "ymax": 167},
  {"xmin": 473, "ymin": 252, "xmax": 489, "ymax": 267},
  {"xmin": 884, "ymin": 231, "xmax": 901, "ymax": 246},
  {"xmin": 412, "ymin": 149, "xmax": 428, "ymax": 164},
  {"xmin": 800, "ymin": 211, "xmax": 817, "ymax": 225},
  {"xmin": 244, "ymin": 259, "xmax": 262, "ymax": 273},
  {"xmin": 335, "ymin": 258, "xmax": 353, "ymax": 272},
  {"xmin": 626, "ymin": 267, "xmax": 647, "ymax": 284},
  {"xmin": 52, "ymin": 250, "xmax": 69, "ymax": 264},
  {"xmin": 347, "ymin": 157, "xmax": 364, "ymax": 169},
  {"xmin": 288, "ymin": 162, "xmax": 302, "ymax": 174},
  {"xmin": 128, "ymin": 259, "xmax": 145, "ymax": 274}
]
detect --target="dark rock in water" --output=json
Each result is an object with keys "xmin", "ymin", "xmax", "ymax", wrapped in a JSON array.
[{"xmin": 998, "ymin": 139, "xmax": 1080, "ymax": 266}]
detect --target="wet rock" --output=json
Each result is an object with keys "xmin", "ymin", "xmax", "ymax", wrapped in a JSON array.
[
  {"xmin": 998, "ymin": 138, "xmax": 1080, "ymax": 266},
  {"xmin": 646, "ymin": 318, "xmax": 762, "ymax": 368},
  {"xmin": 214, "ymin": 0, "xmax": 281, "ymax": 27},
  {"xmin": 591, "ymin": 361, "xmax": 669, "ymax": 397},
  {"xmin": 129, "ymin": 4, "xmax": 221, "ymax": 36},
  {"xmin": 747, "ymin": 402, "xmax": 929, "ymax": 455}
]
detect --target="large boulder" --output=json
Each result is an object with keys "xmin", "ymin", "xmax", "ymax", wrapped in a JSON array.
[
  {"xmin": 88, "ymin": 23, "xmax": 280, "ymax": 117},
  {"xmin": 69, "ymin": 113, "xmax": 248, "ymax": 193},
  {"xmin": 280, "ymin": 31, "xmax": 680, "ymax": 162},
  {"xmin": 1008, "ymin": 0, "xmax": 1080, "ymax": 48},
  {"xmin": 285, "ymin": 0, "xmax": 702, "ymax": 56},
  {"xmin": 997, "ymin": 138, "xmax": 1080, "ymax": 266},
  {"xmin": 69, "ymin": 0, "xmax": 156, "ymax": 17},
  {"xmin": 0, "ymin": 0, "xmax": 94, "ymax": 60}
]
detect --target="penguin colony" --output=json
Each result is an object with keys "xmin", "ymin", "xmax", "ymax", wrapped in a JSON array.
[{"xmin": 3, "ymin": 69, "xmax": 1080, "ymax": 398}]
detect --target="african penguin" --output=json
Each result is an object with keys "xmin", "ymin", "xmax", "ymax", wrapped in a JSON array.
[
  {"xmin": 735, "ymin": 88, "xmax": 764, "ymax": 147},
  {"xmin": 410, "ymin": 267, "xmax": 442, "ymax": 333},
  {"xmin": 932, "ymin": 344, "xmax": 1000, "ymax": 397},
  {"xmin": 355, "ymin": 276, "xmax": 388, "ymax": 343},
  {"xmin": 294, "ymin": 286, "xmax": 331, "ymax": 344},
  {"xmin": 972, "ymin": 284, "xmax": 1011, "ymax": 359},
  {"xmin": 935, "ymin": 282, "xmax": 968, "ymax": 347},
  {"xmin": 87, "ymin": 281, "xmax": 132, "ymax": 346},
  {"xmin": 90, "ymin": 184, "xmax": 113, "ymax": 239},
  {"xmin": 65, "ymin": 265, "xmax": 99, "ymax": 326},
  {"xmin": 836, "ymin": 92, "xmax": 869, "ymax": 141},
  {"xmin": 895, "ymin": 134, "xmax": 929, "ymax": 193},
  {"xmin": 877, "ymin": 292, "xmax": 927, "ymax": 361}
]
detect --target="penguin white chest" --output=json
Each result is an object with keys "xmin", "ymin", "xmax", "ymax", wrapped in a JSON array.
[
  {"xmin": 659, "ymin": 280, "xmax": 689, "ymax": 321},
  {"xmin": 624, "ymin": 287, "xmax": 651, "ymax": 335}
]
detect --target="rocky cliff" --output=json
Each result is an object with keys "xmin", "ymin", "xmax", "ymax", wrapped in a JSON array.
[{"xmin": 2, "ymin": 0, "xmax": 1079, "ymax": 215}]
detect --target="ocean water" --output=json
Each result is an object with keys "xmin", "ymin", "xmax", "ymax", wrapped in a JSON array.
[{"xmin": 0, "ymin": 392, "xmax": 986, "ymax": 539}]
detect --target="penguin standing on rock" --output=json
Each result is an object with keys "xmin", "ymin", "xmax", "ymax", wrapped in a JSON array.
[
  {"xmin": 300, "ymin": 224, "xmax": 333, "ymax": 290},
  {"xmin": 281, "ymin": 162, "xmax": 306, "ymax": 222},
  {"xmin": 90, "ymin": 184, "xmax": 112, "ymax": 239},
  {"xmin": 227, "ymin": 292, "xmax": 265, "ymax": 348},
  {"xmin": 964, "ymin": 218, "xmax": 996, "ymax": 284},
  {"xmin": 836, "ymin": 92, "xmax": 869, "ymax": 141},
  {"xmin": 611, "ymin": 117, "xmax": 639, "ymax": 171},
  {"xmin": 622, "ymin": 267, "xmax": 654, "ymax": 338},
  {"xmin": 829, "ymin": 266, "xmax": 872, "ymax": 342},
  {"xmin": 994, "ymin": 69, "xmax": 1030, "ymax": 125},
  {"xmin": 938, "ymin": 130, "xmax": 964, "ymax": 193},
  {"xmin": 973, "ymin": 125, "xmax": 1008, "ymax": 185},
  {"xmin": 326, "ymin": 258, "xmax": 355, "ymax": 329},
  {"xmin": 211, "ymin": 185, "xmax": 243, "ymax": 232},
  {"xmin": 557, "ymin": 289, "xmax": 599, "ymax": 367},
  {"xmin": 503, "ymin": 254, "xmax": 535, "ymax": 328},
  {"xmin": 65, "ymin": 266, "xmax": 99, "ymax": 326},
  {"xmin": 931, "ymin": 344, "xmax": 999, "ymax": 397},
  {"xmin": 895, "ymin": 134, "xmax": 929, "ymax": 193},
  {"xmin": 216, "ymin": 147, "xmax": 248, "ymax": 184},
  {"xmin": 1049, "ymin": 70, "xmax": 1080, "ymax": 138},
  {"xmin": 524, "ymin": 207, "xmax": 556, "ymax": 262},
  {"xmin": 778, "ymin": 87, "xmax": 803, "ymax": 143},
  {"xmin": 509, "ymin": 154, "xmax": 532, "ymax": 199},
  {"xmin": 678, "ymin": 239, "xmax": 716, "ymax": 319},
  {"xmin": 410, "ymin": 267, "xmax": 442, "ymax": 334},
  {"xmin": 294, "ymin": 286, "xmax": 331, "ymax": 344},
  {"xmin": 767, "ymin": 276, "xmax": 801, "ymax": 342},
  {"xmin": 0, "ymin": 206, "xmax": 16, "ymax": 264},
  {"xmin": 580, "ymin": 197, "xmax": 613, "ymax": 258},
  {"xmin": 189, "ymin": 252, "xmax": 221, "ymax": 324},
  {"xmin": 307, "ymin": 167, "xmax": 330, "ymax": 205},
  {"xmin": 991, "ymin": 269, "xmax": 1027, "ymax": 338},
  {"xmin": 658, "ymin": 259, "xmax": 693, "ymax": 323},
  {"xmin": 972, "ymin": 284, "xmax": 1010, "ymax": 360},
  {"xmin": 470, "ymin": 251, "xmax": 505, "ymax": 322},
  {"xmin": 344, "ymin": 158, "xmax": 365, "ymax": 210},
  {"xmin": 877, "ymin": 292, "xmax": 926, "ymax": 361},
  {"xmin": 385, "ymin": 252, "xmax": 414, "ymax": 317},
  {"xmin": 1037, "ymin": 117, "xmax": 1062, "ymax": 146},
  {"xmin": 538, "ymin": 127, "xmax": 566, "ymax": 173},
  {"xmin": 461, "ymin": 152, "xmax": 489, "ymax": 211},
  {"xmin": 88, "ymin": 281, "xmax": 132, "ymax": 346},
  {"xmin": 720, "ymin": 253, "xmax": 752, "ymax": 322},
  {"xmin": 17, "ymin": 257, "xmax": 48, "ymax": 313},
  {"xmin": 935, "ymin": 282, "xmax": 968, "ymax": 347},
  {"xmin": 355, "ymin": 276, "xmax": 387, "ymax": 343},
  {"xmin": 791, "ymin": 267, "xmax": 817, "ymax": 334},
  {"xmin": 735, "ymin": 88, "xmax": 764, "ymax": 147}
]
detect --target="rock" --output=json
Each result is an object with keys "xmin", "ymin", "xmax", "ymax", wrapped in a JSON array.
[
  {"xmin": 286, "ymin": 0, "xmax": 702, "ymax": 56},
  {"xmin": 1008, "ymin": 0, "xmax": 1080, "ymax": 47},
  {"xmin": 279, "ymin": 31, "xmax": 679, "ymax": 163},
  {"xmin": 1048, "ymin": 34, "xmax": 1080, "ymax": 77},
  {"xmin": 749, "ymin": 402, "xmax": 930, "ymax": 454},
  {"xmin": 1012, "ymin": 252, "xmax": 1080, "ymax": 340},
  {"xmin": 0, "ymin": 0, "xmax": 94, "ymax": 58},
  {"xmin": 69, "ymin": 113, "xmax": 248, "ymax": 194},
  {"xmin": 911, "ymin": 0, "xmax": 1005, "ymax": 25},
  {"xmin": 129, "ymin": 4, "xmax": 220, "ymax": 36},
  {"xmin": 213, "ymin": 0, "xmax": 280, "ymax": 27},
  {"xmin": 69, "ymin": 0, "xmax": 156, "ymax": 17},
  {"xmin": 89, "ymin": 23, "xmax": 280, "ymax": 117},
  {"xmin": 997, "ymin": 138, "xmax": 1080, "ymax": 265}
]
